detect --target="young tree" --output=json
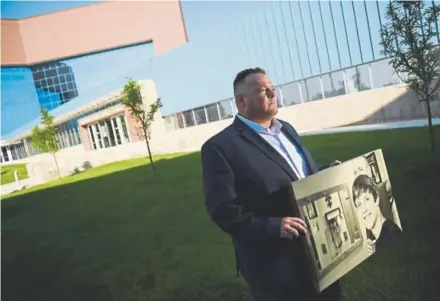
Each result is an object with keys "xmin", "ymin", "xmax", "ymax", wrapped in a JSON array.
[
  {"xmin": 31, "ymin": 108, "xmax": 61, "ymax": 178},
  {"xmin": 121, "ymin": 79, "xmax": 163, "ymax": 174},
  {"xmin": 380, "ymin": 1, "xmax": 440, "ymax": 154}
]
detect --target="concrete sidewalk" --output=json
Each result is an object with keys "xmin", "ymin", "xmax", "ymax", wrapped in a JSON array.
[{"xmin": 1, "ymin": 178, "xmax": 34, "ymax": 196}]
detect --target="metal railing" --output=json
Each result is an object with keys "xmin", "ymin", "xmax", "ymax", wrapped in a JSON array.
[{"xmin": 163, "ymin": 57, "xmax": 402, "ymax": 132}]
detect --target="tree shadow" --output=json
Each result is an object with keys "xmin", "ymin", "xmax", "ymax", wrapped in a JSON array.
[{"xmin": 1, "ymin": 152, "xmax": 252, "ymax": 301}]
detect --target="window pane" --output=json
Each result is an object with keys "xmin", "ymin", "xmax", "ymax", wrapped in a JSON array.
[
  {"xmin": 111, "ymin": 118, "xmax": 121, "ymax": 145},
  {"xmin": 194, "ymin": 107, "xmax": 207, "ymax": 125},
  {"xmin": 280, "ymin": 82, "xmax": 302, "ymax": 106},
  {"xmin": 322, "ymin": 71, "xmax": 346, "ymax": 98},
  {"xmin": 330, "ymin": 2, "xmax": 352, "ymax": 68},
  {"xmin": 345, "ymin": 65, "xmax": 371, "ymax": 93},
  {"xmin": 370, "ymin": 59, "xmax": 400, "ymax": 88},
  {"xmin": 183, "ymin": 110, "xmax": 195, "ymax": 127},
  {"xmin": 119, "ymin": 116, "xmax": 130, "ymax": 142},
  {"xmin": 88, "ymin": 126, "xmax": 96, "ymax": 149},
  {"xmin": 364, "ymin": 1, "xmax": 384, "ymax": 60},
  {"xmin": 164, "ymin": 116, "xmax": 175, "ymax": 132},
  {"xmin": 341, "ymin": 1, "xmax": 362, "ymax": 65},
  {"xmin": 276, "ymin": 88, "xmax": 284, "ymax": 108},
  {"xmin": 353, "ymin": 1, "xmax": 374, "ymax": 62},
  {"xmin": 218, "ymin": 99, "xmax": 233, "ymax": 119},
  {"xmin": 305, "ymin": 76, "xmax": 323, "ymax": 101},
  {"xmin": 206, "ymin": 103, "xmax": 220, "ymax": 122},
  {"xmin": 300, "ymin": 1, "xmax": 321, "ymax": 75},
  {"xmin": 175, "ymin": 113, "xmax": 185, "ymax": 129},
  {"xmin": 291, "ymin": 1, "xmax": 312, "ymax": 77}
]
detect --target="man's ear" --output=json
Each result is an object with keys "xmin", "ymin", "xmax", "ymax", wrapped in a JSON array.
[{"xmin": 235, "ymin": 95, "xmax": 245, "ymax": 109}]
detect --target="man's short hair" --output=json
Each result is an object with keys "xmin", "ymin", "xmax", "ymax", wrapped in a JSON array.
[
  {"xmin": 352, "ymin": 174, "xmax": 379, "ymax": 203},
  {"xmin": 233, "ymin": 67, "xmax": 266, "ymax": 94}
]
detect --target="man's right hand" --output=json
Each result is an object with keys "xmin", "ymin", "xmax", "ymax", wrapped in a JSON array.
[{"xmin": 280, "ymin": 217, "xmax": 308, "ymax": 240}]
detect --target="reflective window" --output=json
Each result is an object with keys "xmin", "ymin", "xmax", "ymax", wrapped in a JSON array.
[
  {"xmin": 342, "ymin": 1, "xmax": 362, "ymax": 65},
  {"xmin": 119, "ymin": 116, "xmax": 130, "ymax": 142},
  {"xmin": 300, "ymin": 1, "xmax": 321, "ymax": 75},
  {"xmin": 88, "ymin": 115, "xmax": 130, "ymax": 150},
  {"xmin": 370, "ymin": 59, "xmax": 400, "ymax": 88},
  {"xmin": 194, "ymin": 107, "xmax": 207, "ymax": 125},
  {"xmin": 218, "ymin": 99, "xmax": 234, "ymax": 119},
  {"xmin": 1, "ymin": 42, "xmax": 154, "ymax": 140},
  {"xmin": 175, "ymin": 113, "xmax": 185, "ymax": 129},
  {"xmin": 183, "ymin": 110, "xmax": 195, "ymax": 127},
  {"xmin": 299, "ymin": 80, "xmax": 308, "ymax": 103},
  {"xmin": 352, "ymin": 1, "xmax": 374, "ymax": 62},
  {"xmin": 309, "ymin": 1, "xmax": 331, "ymax": 73},
  {"xmin": 345, "ymin": 65, "xmax": 371, "ymax": 93},
  {"xmin": 31, "ymin": 62, "xmax": 79, "ymax": 109},
  {"xmin": 206, "ymin": 103, "xmax": 220, "ymax": 122},
  {"xmin": 164, "ymin": 116, "xmax": 176, "ymax": 132},
  {"xmin": 305, "ymin": 76, "xmax": 323, "ymax": 102},
  {"xmin": 322, "ymin": 71, "xmax": 346, "ymax": 98},
  {"xmin": 1, "ymin": 68, "xmax": 41, "ymax": 136},
  {"xmin": 88, "ymin": 126, "xmax": 96, "ymax": 149},
  {"xmin": 291, "ymin": 1, "xmax": 313, "ymax": 77},
  {"xmin": 330, "ymin": 2, "xmax": 352, "ymax": 68},
  {"xmin": 280, "ymin": 82, "xmax": 302, "ymax": 106},
  {"xmin": 275, "ymin": 88, "xmax": 283, "ymax": 108},
  {"xmin": 364, "ymin": 1, "xmax": 385, "ymax": 60}
]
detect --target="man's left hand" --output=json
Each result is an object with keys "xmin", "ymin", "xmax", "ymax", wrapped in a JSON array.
[{"xmin": 330, "ymin": 160, "xmax": 342, "ymax": 167}]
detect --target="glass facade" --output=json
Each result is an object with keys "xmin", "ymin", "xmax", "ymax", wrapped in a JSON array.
[
  {"xmin": 163, "ymin": 57, "xmax": 402, "ymax": 132},
  {"xmin": 1, "ymin": 68, "xmax": 41, "ymax": 136},
  {"xmin": 1, "ymin": 1, "xmax": 439, "ymax": 161},
  {"xmin": 0, "ymin": 142, "xmax": 27, "ymax": 163},
  {"xmin": 87, "ymin": 115, "xmax": 130, "ymax": 150},
  {"xmin": 1, "ymin": 42, "xmax": 155, "ymax": 138},
  {"xmin": 154, "ymin": 0, "xmax": 440, "ymax": 116},
  {"xmin": 31, "ymin": 61, "xmax": 79, "ymax": 110}
]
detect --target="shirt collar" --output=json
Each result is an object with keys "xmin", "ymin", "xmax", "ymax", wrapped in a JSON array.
[{"xmin": 236, "ymin": 114, "xmax": 282, "ymax": 135}]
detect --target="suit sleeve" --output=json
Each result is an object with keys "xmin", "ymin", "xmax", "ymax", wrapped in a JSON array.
[
  {"xmin": 318, "ymin": 163, "xmax": 331, "ymax": 171},
  {"xmin": 201, "ymin": 141, "xmax": 282, "ymax": 244}
]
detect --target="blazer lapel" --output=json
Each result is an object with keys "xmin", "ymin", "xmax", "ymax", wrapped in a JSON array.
[
  {"xmin": 280, "ymin": 125, "xmax": 317, "ymax": 175},
  {"xmin": 234, "ymin": 118, "xmax": 298, "ymax": 181}
]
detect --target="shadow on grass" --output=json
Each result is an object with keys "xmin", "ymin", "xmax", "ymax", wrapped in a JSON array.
[
  {"xmin": 1, "ymin": 152, "xmax": 251, "ymax": 301},
  {"xmin": 2, "ymin": 127, "xmax": 440, "ymax": 301}
]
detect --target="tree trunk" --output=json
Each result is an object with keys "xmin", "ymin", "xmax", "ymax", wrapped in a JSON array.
[
  {"xmin": 52, "ymin": 152, "xmax": 61, "ymax": 178},
  {"xmin": 425, "ymin": 99, "xmax": 436, "ymax": 154},
  {"xmin": 145, "ymin": 139, "xmax": 156, "ymax": 175}
]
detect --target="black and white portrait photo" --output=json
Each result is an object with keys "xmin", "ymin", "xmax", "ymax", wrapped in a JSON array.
[
  {"xmin": 352, "ymin": 174, "xmax": 402, "ymax": 252},
  {"xmin": 290, "ymin": 149, "xmax": 402, "ymax": 293}
]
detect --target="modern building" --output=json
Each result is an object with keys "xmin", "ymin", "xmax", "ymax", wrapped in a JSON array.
[
  {"xmin": 1, "ymin": 1, "xmax": 439, "ymax": 165},
  {"xmin": 1, "ymin": 0, "xmax": 187, "ymax": 162}
]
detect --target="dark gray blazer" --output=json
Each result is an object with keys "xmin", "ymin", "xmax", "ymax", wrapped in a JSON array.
[{"xmin": 201, "ymin": 116, "xmax": 337, "ymax": 297}]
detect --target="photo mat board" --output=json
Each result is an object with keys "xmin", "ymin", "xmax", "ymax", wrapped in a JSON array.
[{"xmin": 290, "ymin": 149, "xmax": 403, "ymax": 292}]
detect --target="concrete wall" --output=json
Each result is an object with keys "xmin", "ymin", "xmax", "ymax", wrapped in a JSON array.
[{"xmin": 21, "ymin": 83, "xmax": 440, "ymax": 185}]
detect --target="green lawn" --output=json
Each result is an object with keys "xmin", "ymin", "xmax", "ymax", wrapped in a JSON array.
[
  {"xmin": 1, "ymin": 163, "xmax": 28, "ymax": 185},
  {"xmin": 2, "ymin": 127, "xmax": 440, "ymax": 301}
]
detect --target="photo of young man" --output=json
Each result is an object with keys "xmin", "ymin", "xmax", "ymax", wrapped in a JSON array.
[{"xmin": 352, "ymin": 174, "xmax": 402, "ymax": 252}]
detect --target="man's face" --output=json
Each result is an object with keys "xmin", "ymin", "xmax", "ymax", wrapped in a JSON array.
[
  {"xmin": 354, "ymin": 191, "xmax": 379, "ymax": 230},
  {"xmin": 236, "ymin": 73, "xmax": 278, "ymax": 120}
]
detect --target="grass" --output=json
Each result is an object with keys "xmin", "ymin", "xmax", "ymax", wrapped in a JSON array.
[
  {"xmin": 2, "ymin": 126, "xmax": 440, "ymax": 301},
  {"xmin": 1, "ymin": 163, "xmax": 28, "ymax": 185}
]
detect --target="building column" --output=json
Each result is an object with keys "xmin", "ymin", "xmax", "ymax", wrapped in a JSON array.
[
  {"xmin": 116, "ymin": 116, "xmax": 129, "ymax": 144},
  {"xmin": 6, "ymin": 146, "xmax": 13, "ymax": 162},
  {"xmin": 23, "ymin": 139, "xmax": 30, "ymax": 158}
]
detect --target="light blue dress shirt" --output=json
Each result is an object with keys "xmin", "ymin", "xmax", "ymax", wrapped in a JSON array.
[{"xmin": 237, "ymin": 114, "xmax": 309, "ymax": 179}]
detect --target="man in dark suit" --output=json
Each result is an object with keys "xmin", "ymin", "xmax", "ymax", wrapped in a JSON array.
[{"xmin": 201, "ymin": 67, "xmax": 342, "ymax": 301}]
